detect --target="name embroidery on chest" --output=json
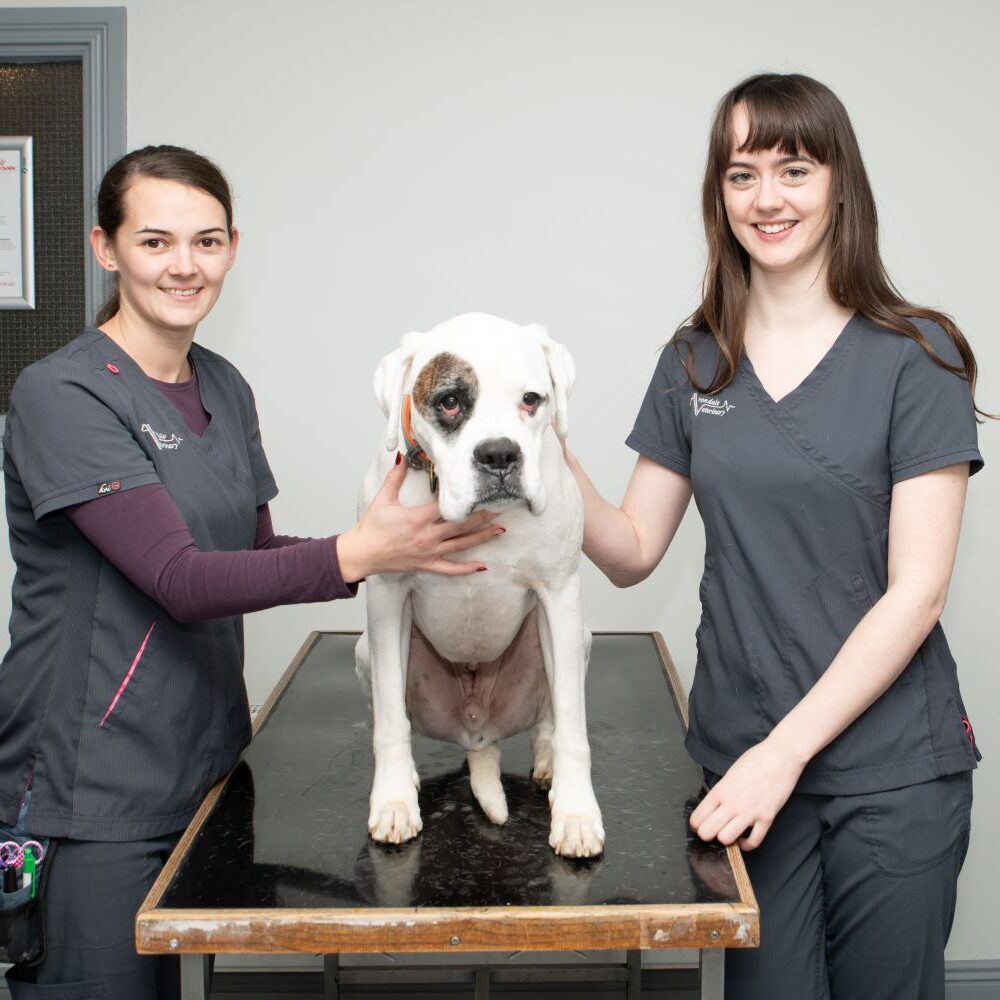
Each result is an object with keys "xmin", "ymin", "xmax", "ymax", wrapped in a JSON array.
[
  {"xmin": 140, "ymin": 423, "xmax": 183, "ymax": 451},
  {"xmin": 690, "ymin": 392, "xmax": 736, "ymax": 417}
]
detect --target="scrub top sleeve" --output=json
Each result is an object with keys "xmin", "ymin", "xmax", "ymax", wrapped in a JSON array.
[
  {"xmin": 6, "ymin": 361, "xmax": 160, "ymax": 519},
  {"xmin": 625, "ymin": 341, "xmax": 692, "ymax": 477},
  {"xmin": 888, "ymin": 325, "xmax": 984, "ymax": 485},
  {"xmin": 242, "ymin": 384, "xmax": 279, "ymax": 506}
]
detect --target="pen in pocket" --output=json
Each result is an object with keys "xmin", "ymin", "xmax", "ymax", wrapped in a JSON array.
[{"xmin": 22, "ymin": 849, "xmax": 36, "ymax": 899}]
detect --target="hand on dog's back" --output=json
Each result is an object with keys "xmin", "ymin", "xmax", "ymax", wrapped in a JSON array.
[{"xmin": 336, "ymin": 455, "xmax": 504, "ymax": 582}]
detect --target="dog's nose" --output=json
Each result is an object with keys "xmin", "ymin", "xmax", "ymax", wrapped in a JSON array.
[{"xmin": 474, "ymin": 438, "xmax": 522, "ymax": 474}]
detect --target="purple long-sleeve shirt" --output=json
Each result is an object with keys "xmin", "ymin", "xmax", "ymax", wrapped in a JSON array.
[{"xmin": 65, "ymin": 365, "xmax": 357, "ymax": 622}]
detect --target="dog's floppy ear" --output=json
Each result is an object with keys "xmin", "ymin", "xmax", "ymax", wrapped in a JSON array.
[
  {"xmin": 374, "ymin": 330, "xmax": 422, "ymax": 451},
  {"xmin": 531, "ymin": 324, "xmax": 576, "ymax": 438}
]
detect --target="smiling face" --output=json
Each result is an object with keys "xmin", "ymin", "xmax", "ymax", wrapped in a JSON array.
[
  {"xmin": 404, "ymin": 320, "xmax": 557, "ymax": 522},
  {"xmin": 722, "ymin": 102, "xmax": 834, "ymax": 281},
  {"xmin": 92, "ymin": 176, "xmax": 239, "ymax": 338}
]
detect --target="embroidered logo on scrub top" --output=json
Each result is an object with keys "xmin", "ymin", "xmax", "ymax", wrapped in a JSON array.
[
  {"xmin": 140, "ymin": 423, "xmax": 183, "ymax": 451},
  {"xmin": 690, "ymin": 392, "xmax": 736, "ymax": 417}
]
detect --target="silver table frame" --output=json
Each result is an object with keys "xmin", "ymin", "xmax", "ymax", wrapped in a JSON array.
[{"xmin": 179, "ymin": 947, "xmax": 725, "ymax": 999}]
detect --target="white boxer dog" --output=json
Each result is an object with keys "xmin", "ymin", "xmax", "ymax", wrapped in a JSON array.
[{"xmin": 355, "ymin": 313, "xmax": 604, "ymax": 858}]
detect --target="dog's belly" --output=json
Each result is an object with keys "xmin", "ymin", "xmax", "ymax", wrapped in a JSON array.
[{"xmin": 405, "ymin": 607, "xmax": 548, "ymax": 749}]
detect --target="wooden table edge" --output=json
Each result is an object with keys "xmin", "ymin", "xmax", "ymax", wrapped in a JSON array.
[{"xmin": 136, "ymin": 901, "xmax": 759, "ymax": 953}]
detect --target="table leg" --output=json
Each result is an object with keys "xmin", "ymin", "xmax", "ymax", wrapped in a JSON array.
[
  {"xmin": 625, "ymin": 949, "xmax": 642, "ymax": 998},
  {"xmin": 699, "ymin": 948, "xmax": 725, "ymax": 1000},
  {"xmin": 474, "ymin": 966, "xmax": 490, "ymax": 999},
  {"xmin": 324, "ymin": 953, "xmax": 340, "ymax": 1000},
  {"xmin": 179, "ymin": 954, "xmax": 210, "ymax": 1000}
]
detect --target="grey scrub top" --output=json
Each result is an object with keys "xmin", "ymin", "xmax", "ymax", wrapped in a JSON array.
[
  {"xmin": 0, "ymin": 328, "xmax": 278, "ymax": 840},
  {"xmin": 627, "ymin": 314, "xmax": 983, "ymax": 794}
]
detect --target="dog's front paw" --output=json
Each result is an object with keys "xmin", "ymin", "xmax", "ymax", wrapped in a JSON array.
[
  {"xmin": 549, "ymin": 791, "xmax": 605, "ymax": 858},
  {"xmin": 368, "ymin": 797, "xmax": 423, "ymax": 844},
  {"xmin": 369, "ymin": 754, "xmax": 422, "ymax": 844}
]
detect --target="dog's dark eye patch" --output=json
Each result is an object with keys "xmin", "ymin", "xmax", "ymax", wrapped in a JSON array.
[{"xmin": 412, "ymin": 352, "xmax": 478, "ymax": 434}]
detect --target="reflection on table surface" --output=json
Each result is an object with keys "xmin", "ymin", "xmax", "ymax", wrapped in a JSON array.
[{"xmin": 161, "ymin": 633, "xmax": 737, "ymax": 911}]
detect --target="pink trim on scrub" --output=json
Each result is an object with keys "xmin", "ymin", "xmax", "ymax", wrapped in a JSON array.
[{"xmin": 99, "ymin": 621, "xmax": 156, "ymax": 728}]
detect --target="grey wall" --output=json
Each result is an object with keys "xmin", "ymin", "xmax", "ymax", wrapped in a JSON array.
[{"xmin": 0, "ymin": 0, "xmax": 996, "ymax": 965}]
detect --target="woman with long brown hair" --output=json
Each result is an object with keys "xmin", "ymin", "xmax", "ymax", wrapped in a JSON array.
[{"xmin": 568, "ymin": 73, "xmax": 983, "ymax": 997}]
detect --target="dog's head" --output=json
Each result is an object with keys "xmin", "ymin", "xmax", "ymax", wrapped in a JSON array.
[{"xmin": 374, "ymin": 313, "xmax": 574, "ymax": 522}]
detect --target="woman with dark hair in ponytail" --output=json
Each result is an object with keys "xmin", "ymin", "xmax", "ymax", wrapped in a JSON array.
[
  {"xmin": 0, "ymin": 146, "xmax": 502, "ymax": 998},
  {"xmin": 567, "ymin": 74, "xmax": 985, "ymax": 997}
]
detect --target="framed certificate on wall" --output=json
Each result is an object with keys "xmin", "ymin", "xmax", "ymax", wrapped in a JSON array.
[{"xmin": 0, "ymin": 136, "xmax": 35, "ymax": 310}]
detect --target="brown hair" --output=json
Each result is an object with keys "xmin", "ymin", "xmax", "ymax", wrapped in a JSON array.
[
  {"xmin": 683, "ymin": 73, "xmax": 986, "ymax": 415},
  {"xmin": 94, "ymin": 145, "xmax": 234, "ymax": 326}
]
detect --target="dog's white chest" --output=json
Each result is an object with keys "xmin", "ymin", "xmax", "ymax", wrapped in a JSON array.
[{"xmin": 409, "ymin": 573, "xmax": 536, "ymax": 665}]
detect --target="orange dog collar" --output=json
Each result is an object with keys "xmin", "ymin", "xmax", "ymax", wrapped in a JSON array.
[{"xmin": 401, "ymin": 394, "xmax": 437, "ymax": 492}]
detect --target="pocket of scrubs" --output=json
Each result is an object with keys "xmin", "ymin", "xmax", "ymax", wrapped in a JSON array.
[
  {"xmin": 4, "ymin": 972, "xmax": 107, "ymax": 999},
  {"xmin": 0, "ymin": 836, "xmax": 54, "ymax": 967},
  {"xmin": 862, "ymin": 772, "xmax": 972, "ymax": 877}
]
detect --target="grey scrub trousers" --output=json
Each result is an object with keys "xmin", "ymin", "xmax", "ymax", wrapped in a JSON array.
[
  {"xmin": 628, "ymin": 314, "xmax": 983, "ymax": 999},
  {"xmin": 0, "ymin": 329, "xmax": 278, "ymax": 997},
  {"xmin": 4, "ymin": 834, "xmax": 183, "ymax": 999}
]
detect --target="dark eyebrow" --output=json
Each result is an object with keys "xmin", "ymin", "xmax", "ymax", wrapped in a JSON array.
[
  {"xmin": 727, "ymin": 155, "xmax": 817, "ymax": 170},
  {"xmin": 134, "ymin": 227, "xmax": 227, "ymax": 236}
]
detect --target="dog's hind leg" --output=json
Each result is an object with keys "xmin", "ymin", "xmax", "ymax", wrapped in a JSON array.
[
  {"xmin": 355, "ymin": 632, "xmax": 372, "ymax": 700},
  {"xmin": 531, "ymin": 702, "xmax": 554, "ymax": 788},
  {"xmin": 467, "ymin": 744, "xmax": 508, "ymax": 825},
  {"xmin": 530, "ymin": 624, "xmax": 589, "ymax": 788}
]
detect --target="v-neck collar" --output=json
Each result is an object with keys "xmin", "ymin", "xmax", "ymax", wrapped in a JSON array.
[
  {"xmin": 739, "ymin": 311, "xmax": 859, "ymax": 409},
  {"xmin": 87, "ymin": 327, "xmax": 217, "ymax": 444}
]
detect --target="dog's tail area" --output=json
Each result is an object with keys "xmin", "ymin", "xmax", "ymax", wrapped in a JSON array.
[{"xmin": 467, "ymin": 744, "xmax": 508, "ymax": 825}]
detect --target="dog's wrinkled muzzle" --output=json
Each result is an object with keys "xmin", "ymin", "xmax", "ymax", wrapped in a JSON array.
[{"xmin": 470, "ymin": 436, "xmax": 529, "ymax": 510}]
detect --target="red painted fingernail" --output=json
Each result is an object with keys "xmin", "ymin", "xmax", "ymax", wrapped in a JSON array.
[
  {"xmin": 395, "ymin": 452, "xmax": 402, "ymax": 465},
  {"xmin": 477, "ymin": 566, "xmax": 487, "ymax": 572}
]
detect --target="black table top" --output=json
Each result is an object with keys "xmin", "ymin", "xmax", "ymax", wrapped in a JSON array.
[{"xmin": 138, "ymin": 632, "xmax": 757, "ymax": 954}]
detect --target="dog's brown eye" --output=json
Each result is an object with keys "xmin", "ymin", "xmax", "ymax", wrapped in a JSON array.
[
  {"xmin": 439, "ymin": 394, "xmax": 461, "ymax": 417},
  {"xmin": 522, "ymin": 392, "xmax": 542, "ymax": 411}
]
